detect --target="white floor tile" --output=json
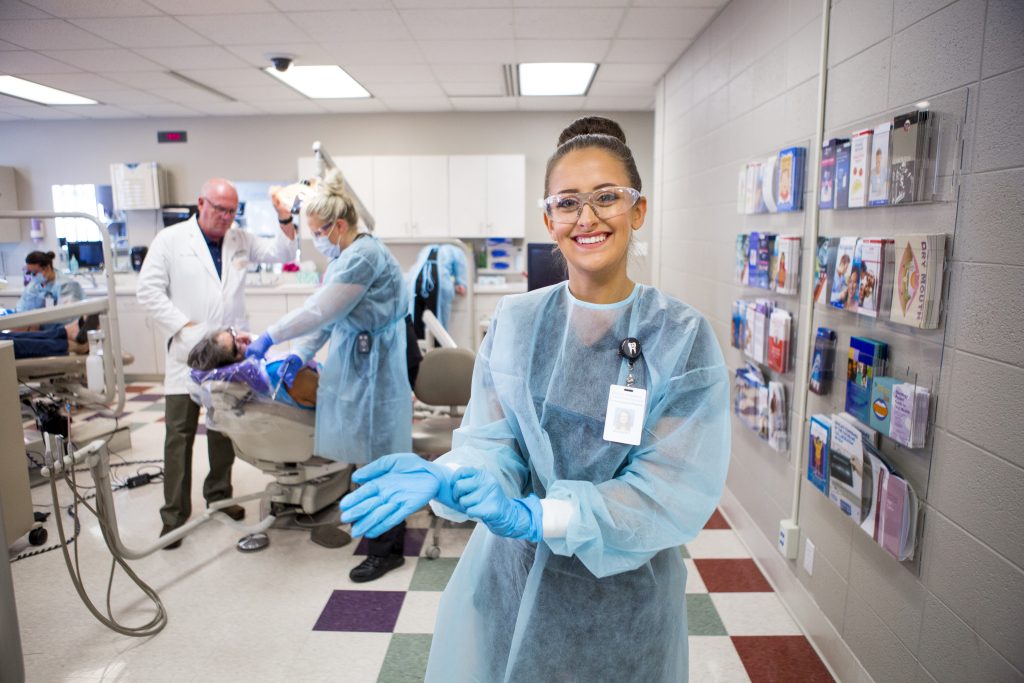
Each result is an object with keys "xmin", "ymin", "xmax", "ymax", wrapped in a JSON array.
[
  {"xmin": 688, "ymin": 636, "xmax": 752, "ymax": 683},
  {"xmin": 710, "ymin": 593, "xmax": 803, "ymax": 636},
  {"xmin": 686, "ymin": 530, "xmax": 751, "ymax": 558},
  {"xmin": 685, "ymin": 558, "xmax": 708, "ymax": 593},
  {"xmin": 393, "ymin": 590, "xmax": 443, "ymax": 634}
]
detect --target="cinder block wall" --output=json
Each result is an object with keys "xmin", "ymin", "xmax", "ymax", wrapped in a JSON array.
[{"xmin": 651, "ymin": 0, "xmax": 1024, "ymax": 680}]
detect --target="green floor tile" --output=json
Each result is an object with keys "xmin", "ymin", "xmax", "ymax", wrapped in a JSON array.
[
  {"xmin": 140, "ymin": 403, "xmax": 166, "ymax": 413},
  {"xmin": 686, "ymin": 594, "xmax": 727, "ymax": 636},
  {"xmin": 377, "ymin": 633, "xmax": 432, "ymax": 683},
  {"xmin": 679, "ymin": 544, "xmax": 690, "ymax": 559},
  {"xmin": 409, "ymin": 557, "xmax": 458, "ymax": 592}
]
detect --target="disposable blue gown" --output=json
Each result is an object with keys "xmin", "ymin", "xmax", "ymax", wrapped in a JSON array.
[
  {"xmin": 267, "ymin": 236, "xmax": 411, "ymax": 463},
  {"xmin": 426, "ymin": 282, "xmax": 730, "ymax": 682},
  {"xmin": 406, "ymin": 244, "xmax": 468, "ymax": 329},
  {"xmin": 17, "ymin": 275, "xmax": 84, "ymax": 323}
]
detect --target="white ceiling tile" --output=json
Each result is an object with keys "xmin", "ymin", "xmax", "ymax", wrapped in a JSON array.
[
  {"xmin": 0, "ymin": 93, "xmax": 35, "ymax": 106},
  {"xmin": 316, "ymin": 97, "xmax": 388, "ymax": 112},
  {"xmin": 119, "ymin": 102, "xmax": 203, "ymax": 116},
  {"xmin": 605, "ymin": 38, "xmax": 689, "ymax": 63},
  {"xmin": 104, "ymin": 71, "xmax": 188, "ymax": 88},
  {"xmin": 514, "ymin": 8, "xmax": 624, "ymax": 39},
  {"xmin": 442, "ymin": 81, "xmax": 504, "ymax": 97},
  {"xmin": 225, "ymin": 42, "xmax": 336, "ymax": 67},
  {"xmin": 378, "ymin": 96, "xmax": 453, "ymax": 111},
  {"xmin": 136, "ymin": 46, "xmax": 249, "ymax": 69},
  {"xmin": 57, "ymin": 103, "xmax": 136, "ymax": 118},
  {"xmin": 217, "ymin": 83, "xmax": 306, "ymax": 101},
  {"xmin": 343, "ymin": 63, "xmax": 434, "ymax": 84},
  {"xmin": 84, "ymin": 89, "xmax": 169, "ymax": 105},
  {"xmin": 618, "ymin": 7, "xmax": 716, "ymax": 39},
  {"xmin": 418, "ymin": 40, "xmax": 515, "ymax": 64},
  {"xmin": 0, "ymin": 40, "xmax": 21, "ymax": 50},
  {"xmin": 450, "ymin": 96, "xmax": 514, "ymax": 111},
  {"xmin": 516, "ymin": 95, "xmax": 585, "ymax": 110},
  {"xmin": 513, "ymin": 0, "xmax": 625, "ymax": 5},
  {"xmin": 22, "ymin": 0, "xmax": 161, "ymax": 18},
  {"xmin": 40, "ymin": 48, "xmax": 164, "ymax": 71},
  {"xmin": 289, "ymin": 11, "xmax": 411, "ymax": 42},
  {"xmin": 322, "ymin": 41, "xmax": 424, "ymax": 66},
  {"xmin": 26, "ymin": 72, "xmax": 128, "ymax": 92},
  {"xmin": 401, "ymin": 9, "xmax": 514, "ymax": 40},
  {"xmin": 583, "ymin": 95, "xmax": 654, "ymax": 111},
  {"xmin": 69, "ymin": 17, "xmax": 211, "ymax": 48},
  {"xmin": 593, "ymin": 62, "xmax": 668, "ymax": 84},
  {"xmin": 250, "ymin": 100, "xmax": 326, "ymax": 114},
  {"xmin": 514, "ymin": 39, "xmax": 609, "ymax": 63},
  {"xmin": 0, "ymin": 19, "xmax": 118, "ymax": 49},
  {"xmin": 430, "ymin": 63, "xmax": 502, "ymax": 82},
  {"xmin": 586, "ymin": 81, "xmax": 655, "ymax": 98},
  {"xmin": 0, "ymin": 104, "xmax": 84, "ymax": 118},
  {"xmin": 0, "ymin": 1, "xmax": 49, "ymax": 20},
  {"xmin": 631, "ymin": 0, "xmax": 725, "ymax": 6},
  {"xmin": 0, "ymin": 50, "xmax": 82, "ymax": 73},
  {"xmin": 146, "ymin": 0, "xmax": 279, "ymax": 14},
  {"xmin": 367, "ymin": 82, "xmax": 445, "ymax": 97},
  {"xmin": 269, "ymin": 0, "xmax": 391, "ymax": 9},
  {"xmin": 396, "ymin": 0, "xmax": 508, "ymax": 6},
  {"xmin": 177, "ymin": 14, "xmax": 310, "ymax": 45},
  {"xmin": 147, "ymin": 87, "xmax": 233, "ymax": 104},
  {"xmin": 0, "ymin": 111, "xmax": 26, "ymax": 119},
  {"xmin": 176, "ymin": 68, "xmax": 270, "ymax": 88},
  {"xmin": 186, "ymin": 101, "xmax": 263, "ymax": 115}
]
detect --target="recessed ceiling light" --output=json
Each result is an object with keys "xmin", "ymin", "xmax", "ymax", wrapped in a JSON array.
[
  {"xmin": 0, "ymin": 75, "xmax": 97, "ymax": 105},
  {"xmin": 518, "ymin": 63, "xmax": 597, "ymax": 97},
  {"xmin": 263, "ymin": 65, "xmax": 370, "ymax": 99}
]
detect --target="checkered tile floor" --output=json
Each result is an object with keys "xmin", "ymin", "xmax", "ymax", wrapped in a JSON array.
[{"xmin": 11, "ymin": 384, "xmax": 834, "ymax": 682}]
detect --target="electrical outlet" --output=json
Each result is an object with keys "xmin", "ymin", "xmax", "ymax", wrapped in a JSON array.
[{"xmin": 804, "ymin": 537, "xmax": 815, "ymax": 576}]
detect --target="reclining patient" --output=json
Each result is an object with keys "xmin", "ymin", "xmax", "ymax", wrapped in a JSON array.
[
  {"xmin": 186, "ymin": 327, "xmax": 318, "ymax": 409},
  {"xmin": 0, "ymin": 314, "xmax": 99, "ymax": 359}
]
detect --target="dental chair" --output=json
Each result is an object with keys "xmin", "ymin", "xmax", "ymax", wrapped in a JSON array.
[
  {"xmin": 197, "ymin": 380, "xmax": 354, "ymax": 549},
  {"xmin": 411, "ymin": 346, "xmax": 476, "ymax": 558}
]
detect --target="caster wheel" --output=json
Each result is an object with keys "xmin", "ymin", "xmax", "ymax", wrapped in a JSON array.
[
  {"xmin": 426, "ymin": 546, "xmax": 441, "ymax": 560},
  {"xmin": 29, "ymin": 527, "xmax": 48, "ymax": 546}
]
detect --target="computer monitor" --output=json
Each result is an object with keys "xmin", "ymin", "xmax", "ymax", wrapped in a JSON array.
[
  {"xmin": 526, "ymin": 243, "xmax": 567, "ymax": 291},
  {"xmin": 68, "ymin": 241, "xmax": 104, "ymax": 269}
]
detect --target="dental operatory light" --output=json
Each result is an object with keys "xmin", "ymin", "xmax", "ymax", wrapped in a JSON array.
[
  {"xmin": 0, "ymin": 75, "xmax": 96, "ymax": 105},
  {"xmin": 263, "ymin": 64, "xmax": 370, "ymax": 99},
  {"xmin": 517, "ymin": 63, "xmax": 597, "ymax": 97}
]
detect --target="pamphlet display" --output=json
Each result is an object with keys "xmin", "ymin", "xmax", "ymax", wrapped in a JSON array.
[{"xmin": 737, "ymin": 147, "xmax": 807, "ymax": 214}]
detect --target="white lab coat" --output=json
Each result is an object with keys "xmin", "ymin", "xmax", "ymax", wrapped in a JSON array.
[{"xmin": 137, "ymin": 216, "xmax": 296, "ymax": 394}]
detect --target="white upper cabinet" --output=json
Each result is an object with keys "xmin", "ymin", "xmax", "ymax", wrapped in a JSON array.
[
  {"xmin": 448, "ymin": 155, "xmax": 525, "ymax": 238},
  {"xmin": 371, "ymin": 155, "xmax": 449, "ymax": 239}
]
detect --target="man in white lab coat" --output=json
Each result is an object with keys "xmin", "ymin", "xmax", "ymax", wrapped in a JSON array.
[{"xmin": 137, "ymin": 178, "xmax": 297, "ymax": 547}]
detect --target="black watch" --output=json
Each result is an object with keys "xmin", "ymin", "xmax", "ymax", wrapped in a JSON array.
[{"xmin": 278, "ymin": 215, "xmax": 294, "ymax": 224}]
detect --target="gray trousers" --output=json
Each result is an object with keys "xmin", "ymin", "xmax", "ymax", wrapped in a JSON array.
[{"xmin": 160, "ymin": 393, "xmax": 236, "ymax": 528}]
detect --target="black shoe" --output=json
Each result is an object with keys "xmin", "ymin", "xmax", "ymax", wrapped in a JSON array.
[
  {"xmin": 213, "ymin": 504, "xmax": 245, "ymax": 521},
  {"xmin": 349, "ymin": 554, "xmax": 405, "ymax": 583},
  {"xmin": 75, "ymin": 314, "xmax": 100, "ymax": 344},
  {"xmin": 160, "ymin": 524, "xmax": 182, "ymax": 550}
]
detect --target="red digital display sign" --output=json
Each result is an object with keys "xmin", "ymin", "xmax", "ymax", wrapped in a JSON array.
[{"xmin": 157, "ymin": 131, "xmax": 188, "ymax": 143}]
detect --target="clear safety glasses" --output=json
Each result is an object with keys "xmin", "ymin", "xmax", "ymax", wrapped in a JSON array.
[{"xmin": 543, "ymin": 186, "xmax": 641, "ymax": 224}]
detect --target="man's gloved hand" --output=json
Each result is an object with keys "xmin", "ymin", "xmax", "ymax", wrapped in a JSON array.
[
  {"xmin": 339, "ymin": 453, "xmax": 460, "ymax": 538},
  {"xmin": 245, "ymin": 331, "xmax": 274, "ymax": 360},
  {"xmin": 452, "ymin": 467, "xmax": 543, "ymax": 543},
  {"xmin": 276, "ymin": 354, "xmax": 304, "ymax": 388}
]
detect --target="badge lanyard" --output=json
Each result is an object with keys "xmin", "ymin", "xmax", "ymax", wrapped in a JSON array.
[{"xmin": 604, "ymin": 333, "xmax": 647, "ymax": 446}]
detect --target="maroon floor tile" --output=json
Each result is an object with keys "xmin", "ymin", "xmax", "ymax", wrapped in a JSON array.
[
  {"xmin": 125, "ymin": 384, "xmax": 151, "ymax": 393},
  {"xmin": 354, "ymin": 527, "xmax": 427, "ymax": 557},
  {"xmin": 694, "ymin": 559, "xmax": 772, "ymax": 592},
  {"xmin": 732, "ymin": 636, "xmax": 834, "ymax": 683},
  {"xmin": 704, "ymin": 508, "xmax": 731, "ymax": 529},
  {"xmin": 313, "ymin": 590, "xmax": 405, "ymax": 633}
]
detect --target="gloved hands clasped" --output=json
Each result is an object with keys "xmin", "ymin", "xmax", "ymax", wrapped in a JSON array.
[
  {"xmin": 339, "ymin": 453, "xmax": 461, "ymax": 539},
  {"xmin": 245, "ymin": 331, "xmax": 275, "ymax": 360},
  {"xmin": 452, "ymin": 467, "xmax": 543, "ymax": 543}
]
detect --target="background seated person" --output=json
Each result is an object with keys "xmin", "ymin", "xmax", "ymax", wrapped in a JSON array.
[
  {"xmin": 0, "ymin": 314, "xmax": 98, "ymax": 359},
  {"xmin": 186, "ymin": 328, "xmax": 318, "ymax": 408}
]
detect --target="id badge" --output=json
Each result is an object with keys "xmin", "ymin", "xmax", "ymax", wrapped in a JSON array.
[{"xmin": 603, "ymin": 384, "xmax": 647, "ymax": 446}]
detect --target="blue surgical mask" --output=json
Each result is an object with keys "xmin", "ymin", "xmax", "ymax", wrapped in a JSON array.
[
  {"xmin": 31, "ymin": 272, "xmax": 46, "ymax": 286},
  {"xmin": 313, "ymin": 233, "xmax": 341, "ymax": 260}
]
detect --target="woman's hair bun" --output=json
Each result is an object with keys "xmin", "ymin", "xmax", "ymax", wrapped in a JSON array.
[
  {"xmin": 558, "ymin": 116, "xmax": 627, "ymax": 146},
  {"xmin": 46, "ymin": 251, "xmax": 56, "ymax": 259},
  {"xmin": 321, "ymin": 168, "xmax": 348, "ymax": 197}
]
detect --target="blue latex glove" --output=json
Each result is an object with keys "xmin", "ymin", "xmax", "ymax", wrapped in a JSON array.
[
  {"xmin": 339, "ymin": 453, "xmax": 461, "ymax": 539},
  {"xmin": 275, "ymin": 354, "xmax": 304, "ymax": 388},
  {"xmin": 245, "ymin": 331, "xmax": 275, "ymax": 360},
  {"xmin": 452, "ymin": 467, "xmax": 543, "ymax": 543}
]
